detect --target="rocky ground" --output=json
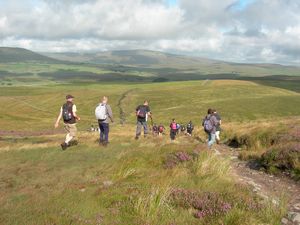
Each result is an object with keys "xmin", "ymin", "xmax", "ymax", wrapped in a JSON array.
[{"xmin": 216, "ymin": 145, "xmax": 300, "ymax": 225}]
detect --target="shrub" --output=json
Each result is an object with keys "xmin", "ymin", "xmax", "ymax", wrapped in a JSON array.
[{"xmin": 261, "ymin": 142, "xmax": 300, "ymax": 180}]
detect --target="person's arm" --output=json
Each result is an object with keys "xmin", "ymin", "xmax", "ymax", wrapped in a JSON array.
[
  {"xmin": 72, "ymin": 105, "xmax": 81, "ymax": 121},
  {"xmin": 107, "ymin": 105, "xmax": 114, "ymax": 122},
  {"xmin": 54, "ymin": 108, "xmax": 63, "ymax": 128}
]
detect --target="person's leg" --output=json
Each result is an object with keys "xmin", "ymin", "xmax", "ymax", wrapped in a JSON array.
[
  {"xmin": 143, "ymin": 121, "xmax": 148, "ymax": 137},
  {"xmin": 136, "ymin": 121, "xmax": 142, "ymax": 139},
  {"xmin": 99, "ymin": 122, "xmax": 105, "ymax": 143},
  {"xmin": 103, "ymin": 123, "xmax": 109, "ymax": 144},
  {"xmin": 215, "ymin": 131, "xmax": 220, "ymax": 144},
  {"xmin": 208, "ymin": 133, "xmax": 216, "ymax": 148}
]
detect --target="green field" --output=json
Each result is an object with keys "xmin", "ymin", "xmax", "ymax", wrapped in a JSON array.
[
  {"xmin": 0, "ymin": 79, "xmax": 299, "ymax": 224},
  {"xmin": 0, "ymin": 48, "xmax": 300, "ymax": 224}
]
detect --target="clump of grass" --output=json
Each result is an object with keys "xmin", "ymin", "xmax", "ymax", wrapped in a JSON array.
[
  {"xmin": 190, "ymin": 150, "xmax": 230, "ymax": 181},
  {"xmin": 132, "ymin": 186, "xmax": 173, "ymax": 224}
]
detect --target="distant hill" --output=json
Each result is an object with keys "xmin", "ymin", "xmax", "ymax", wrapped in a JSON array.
[
  {"xmin": 0, "ymin": 47, "xmax": 61, "ymax": 63},
  {"xmin": 44, "ymin": 50, "xmax": 220, "ymax": 68},
  {"xmin": 44, "ymin": 49, "xmax": 300, "ymax": 77}
]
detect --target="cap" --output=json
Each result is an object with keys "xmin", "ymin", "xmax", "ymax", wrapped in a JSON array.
[{"xmin": 66, "ymin": 94, "xmax": 74, "ymax": 99}]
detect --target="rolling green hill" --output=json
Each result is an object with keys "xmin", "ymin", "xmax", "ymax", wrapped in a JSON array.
[
  {"xmin": 44, "ymin": 49, "xmax": 300, "ymax": 77},
  {"xmin": 0, "ymin": 47, "xmax": 61, "ymax": 63}
]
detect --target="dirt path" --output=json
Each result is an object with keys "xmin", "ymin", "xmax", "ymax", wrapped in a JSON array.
[
  {"xmin": 216, "ymin": 145, "xmax": 300, "ymax": 225},
  {"xmin": 117, "ymin": 89, "xmax": 136, "ymax": 125}
]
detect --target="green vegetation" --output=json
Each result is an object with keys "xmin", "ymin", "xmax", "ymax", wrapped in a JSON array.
[
  {"xmin": 0, "ymin": 129, "xmax": 288, "ymax": 225},
  {"xmin": 0, "ymin": 48, "xmax": 299, "ymax": 224}
]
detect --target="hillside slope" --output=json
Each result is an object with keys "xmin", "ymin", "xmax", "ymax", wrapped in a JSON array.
[
  {"xmin": 0, "ymin": 47, "xmax": 61, "ymax": 63},
  {"xmin": 44, "ymin": 49, "xmax": 300, "ymax": 77}
]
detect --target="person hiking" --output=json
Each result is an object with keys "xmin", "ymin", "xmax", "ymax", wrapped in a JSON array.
[
  {"xmin": 170, "ymin": 119, "xmax": 178, "ymax": 141},
  {"xmin": 152, "ymin": 123, "xmax": 158, "ymax": 136},
  {"xmin": 180, "ymin": 124, "xmax": 186, "ymax": 134},
  {"xmin": 176, "ymin": 123, "xmax": 181, "ymax": 135},
  {"xmin": 54, "ymin": 94, "xmax": 80, "ymax": 150},
  {"xmin": 135, "ymin": 100, "xmax": 151, "ymax": 140},
  {"xmin": 95, "ymin": 96, "xmax": 114, "ymax": 147},
  {"xmin": 158, "ymin": 124, "xmax": 165, "ymax": 136},
  {"xmin": 202, "ymin": 108, "xmax": 219, "ymax": 149},
  {"xmin": 213, "ymin": 109, "xmax": 222, "ymax": 144},
  {"xmin": 186, "ymin": 121, "xmax": 194, "ymax": 136}
]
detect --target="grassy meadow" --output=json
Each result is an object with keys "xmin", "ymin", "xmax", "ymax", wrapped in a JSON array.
[{"xmin": 0, "ymin": 79, "xmax": 299, "ymax": 225}]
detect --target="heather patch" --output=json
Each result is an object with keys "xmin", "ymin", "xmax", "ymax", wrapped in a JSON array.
[{"xmin": 163, "ymin": 151, "xmax": 193, "ymax": 169}]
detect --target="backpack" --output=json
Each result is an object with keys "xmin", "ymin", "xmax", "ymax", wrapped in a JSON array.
[
  {"xmin": 181, "ymin": 125, "xmax": 186, "ymax": 132},
  {"xmin": 171, "ymin": 122, "xmax": 177, "ymax": 130},
  {"xmin": 62, "ymin": 103, "xmax": 73, "ymax": 122},
  {"xmin": 137, "ymin": 106, "xmax": 147, "ymax": 118},
  {"xmin": 187, "ymin": 123, "xmax": 193, "ymax": 130},
  {"xmin": 158, "ymin": 126, "xmax": 164, "ymax": 133},
  {"xmin": 95, "ymin": 104, "xmax": 107, "ymax": 120},
  {"xmin": 203, "ymin": 116, "xmax": 213, "ymax": 133}
]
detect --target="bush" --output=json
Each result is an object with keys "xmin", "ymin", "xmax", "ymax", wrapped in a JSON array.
[{"xmin": 261, "ymin": 142, "xmax": 300, "ymax": 180}]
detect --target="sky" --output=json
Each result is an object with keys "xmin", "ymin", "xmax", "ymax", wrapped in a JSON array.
[{"xmin": 0, "ymin": 0, "xmax": 300, "ymax": 65}]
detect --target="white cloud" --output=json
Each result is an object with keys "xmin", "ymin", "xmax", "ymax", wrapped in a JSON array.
[{"xmin": 1, "ymin": 0, "xmax": 300, "ymax": 64}]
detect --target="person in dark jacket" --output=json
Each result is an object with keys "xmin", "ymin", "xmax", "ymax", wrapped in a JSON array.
[
  {"xmin": 135, "ymin": 100, "xmax": 151, "ymax": 140},
  {"xmin": 54, "ymin": 95, "xmax": 81, "ymax": 150}
]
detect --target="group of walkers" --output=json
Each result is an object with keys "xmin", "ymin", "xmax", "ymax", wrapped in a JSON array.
[{"xmin": 54, "ymin": 95, "xmax": 222, "ymax": 150}]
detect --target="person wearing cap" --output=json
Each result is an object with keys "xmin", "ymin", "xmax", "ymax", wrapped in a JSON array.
[{"xmin": 54, "ymin": 94, "xmax": 80, "ymax": 150}]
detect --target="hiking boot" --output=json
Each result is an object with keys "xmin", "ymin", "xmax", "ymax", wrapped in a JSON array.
[
  {"xmin": 61, "ymin": 142, "xmax": 68, "ymax": 150},
  {"xmin": 135, "ymin": 136, "xmax": 139, "ymax": 140},
  {"xmin": 102, "ymin": 141, "xmax": 108, "ymax": 147}
]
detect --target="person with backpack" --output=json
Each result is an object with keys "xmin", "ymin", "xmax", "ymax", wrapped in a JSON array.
[
  {"xmin": 176, "ymin": 123, "xmax": 181, "ymax": 135},
  {"xmin": 54, "ymin": 95, "xmax": 81, "ymax": 150},
  {"xmin": 170, "ymin": 119, "xmax": 178, "ymax": 141},
  {"xmin": 135, "ymin": 100, "xmax": 151, "ymax": 140},
  {"xmin": 213, "ymin": 109, "xmax": 222, "ymax": 144},
  {"xmin": 186, "ymin": 121, "xmax": 194, "ymax": 136},
  {"xmin": 180, "ymin": 124, "xmax": 186, "ymax": 134},
  {"xmin": 152, "ymin": 123, "xmax": 159, "ymax": 136},
  {"xmin": 202, "ymin": 108, "xmax": 219, "ymax": 148},
  {"xmin": 95, "ymin": 96, "xmax": 113, "ymax": 146},
  {"xmin": 158, "ymin": 124, "xmax": 165, "ymax": 136}
]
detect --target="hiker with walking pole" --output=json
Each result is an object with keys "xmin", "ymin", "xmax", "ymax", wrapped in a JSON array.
[
  {"xmin": 135, "ymin": 100, "xmax": 151, "ymax": 140},
  {"xmin": 54, "ymin": 95, "xmax": 81, "ymax": 150}
]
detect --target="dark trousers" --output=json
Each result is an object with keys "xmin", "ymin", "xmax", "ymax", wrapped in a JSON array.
[
  {"xmin": 98, "ymin": 122, "xmax": 109, "ymax": 143},
  {"xmin": 170, "ymin": 129, "xmax": 177, "ymax": 140}
]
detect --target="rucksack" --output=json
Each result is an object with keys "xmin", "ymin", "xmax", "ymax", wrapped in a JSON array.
[
  {"xmin": 187, "ymin": 123, "xmax": 193, "ymax": 130},
  {"xmin": 203, "ymin": 116, "xmax": 213, "ymax": 133},
  {"xmin": 158, "ymin": 126, "xmax": 164, "ymax": 133},
  {"xmin": 62, "ymin": 103, "xmax": 73, "ymax": 122},
  {"xmin": 137, "ymin": 106, "xmax": 147, "ymax": 118},
  {"xmin": 95, "ymin": 104, "xmax": 107, "ymax": 120},
  {"xmin": 181, "ymin": 125, "xmax": 186, "ymax": 132},
  {"xmin": 171, "ymin": 122, "xmax": 177, "ymax": 130}
]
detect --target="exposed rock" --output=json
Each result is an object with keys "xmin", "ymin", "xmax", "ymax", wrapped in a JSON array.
[
  {"xmin": 293, "ymin": 213, "xmax": 300, "ymax": 223},
  {"xmin": 281, "ymin": 218, "xmax": 289, "ymax": 224}
]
